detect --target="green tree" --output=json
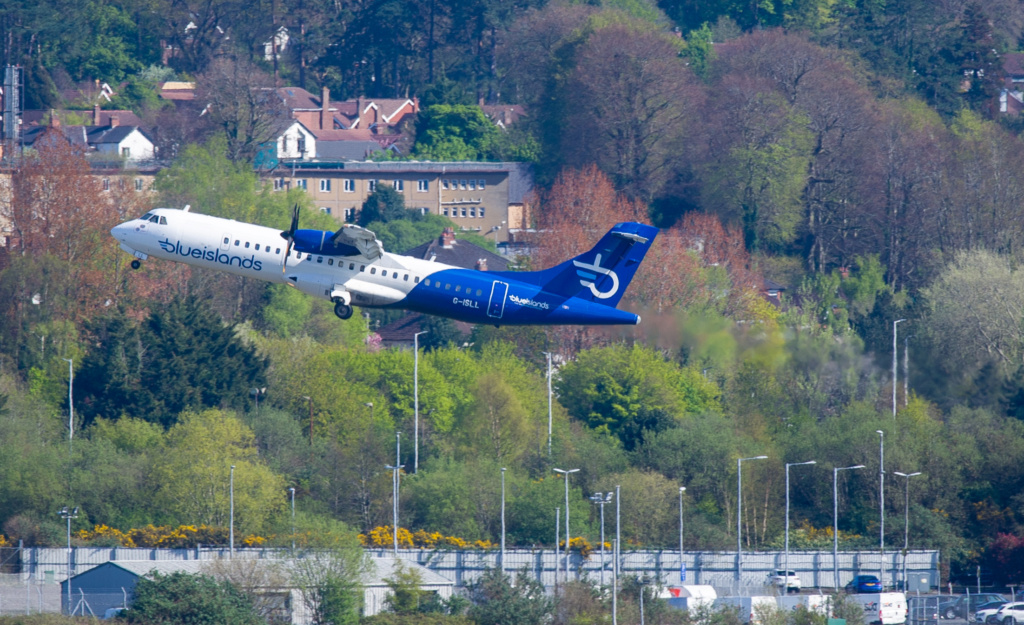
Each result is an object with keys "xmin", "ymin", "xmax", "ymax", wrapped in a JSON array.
[
  {"xmin": 123, "ymin": 571, "xmax": 265, "ymax": 625},
  {"xmin": 412, "ymin": 105, "xmax": 502, "ymax": 161},
  {"xmin": 466, "ymin": 567, "xmax": 553, "ymax": 625},
  {"xmin": 358, "ymin": 184, "xmax": 415, "ymax": 226},
  {"xmin": 556, "ymin": 344, "xmax": 720, "ymax": 450}
]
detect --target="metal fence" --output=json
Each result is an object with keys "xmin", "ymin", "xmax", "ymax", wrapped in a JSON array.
[
  {"xmin": 11, "ymin": 545, "xmax": 940, "ymax": 595},
  {"xmin": 0, "ymin": 574, "xmax": 61, "ymax": 616}
]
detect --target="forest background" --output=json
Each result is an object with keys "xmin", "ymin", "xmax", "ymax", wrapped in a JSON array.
[{"xmin": 2, "ymin": 0, "xmax": 1024, "ymax": 586}]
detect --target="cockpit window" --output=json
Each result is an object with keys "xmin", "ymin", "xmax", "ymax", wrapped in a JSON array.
[
  {"xmin": 140, "ymin": 212, "xmax": 153, "ymax": 220},
  {"xmin": 159, "ymin": 217, "xmax": 167, "ymax": 225},
  {"xmin": 149, "ymin": 216, "xmax": 159, "ymax": 223}
]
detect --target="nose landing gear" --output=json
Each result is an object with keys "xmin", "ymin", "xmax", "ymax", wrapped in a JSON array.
[
  {"xmin": 334, "ymin": 300, "xmax": 353, "ymax": 320},
  {"xmin": 130, "ymin": 260, "xmax": 141, "ymax": 270}
]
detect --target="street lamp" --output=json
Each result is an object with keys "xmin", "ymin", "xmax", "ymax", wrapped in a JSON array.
[
  {"xmin": 834, "ymin": 464, "xmax": 865, "ymax": 590},
  {"xmin": 58, "ymin": 506, "xmax": 78, "ymax": 614},
  {"xmin": 385, "ymin": 432, "xmax": 403, "ymax": 555},
  {"xmin": 679, "ymin": 486, "xmax": 686, "ymax": 584},
  {"xmin": 250, "ymin": 387, "xmax": 266, "ymax": 414},
  {"xmin": 893, "ymin": 319, "xmax": 906, "ymax": 418},
  {"xmin": 553, "ymin": 467, "xmax": 579, "ymax": 584},
  {"xmin": 500, "ymin": 468, "xmax": 506, "ymax": 573},
  {"xmin": 737, "ymin": 455, "xmax": 768, "ymax": 587},
  {"xmin": 289, "ymin": 487, "xmax": 296, "ymax": 551},
  {"xmin": 414, "ymin": 330, "xmax": 427, "ymax": 474},
  {"xmin": 543, "ymin": 352, "xmax": 553, "ymax": 457},
  {"xmin": 590, "ymin": 492, "xmax": 614, "ymax": 587},
  {"xmin": 62, "ymin": 358, "xmax": 73, "ymax": 452},
  {"xmin": 894, "ymin": 471, "xmax": 922, "ymax": 590},
  {"xmin": 229, "ymin": 465, "xmax": 235, "ymax": 558},
  {"xmin": 877, "ymin": 430, "xmax": 886, "ymax": 589},
  {"xmin": 785, "ymin": 461, "xmax": 816, "ymax": 588}
]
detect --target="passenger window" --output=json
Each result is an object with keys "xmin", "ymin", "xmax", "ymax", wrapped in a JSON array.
[
  {"xmin": 381, "ymin": 270, "xmax": 387, "ymax": 277},
  {"xmin": 476, "ymin": 289, "xmax": 482, "ymax": 296},
  {"xmin": 328, "ymin": 259, "xmax": 334, "ymax": 265},
  {"xmin": 255, "ymin": 244, "xmax": 260, "ymax": 251},
  {"xmin": 275, "ymin": 248, "xmax": 281, "ymax": 254},
  {"xmin": 349, "ymin": 263, "xmax": 355, "ymax": 270},
  {"xmin": 235, "ymin": 240, "xmax": 240, "ymax": 246},
  {"xmin": 404, "ymin": 274, "xmax": 409, "ymax": 281},
  {"xmin": 423, "ymin": 278, "xmax": 429, "ymax": 285},
  {"xmin": 455, "ymin": 285, "xmax": 461, "ymax": 292},
  {"xmin": 245, "ymin": 242, "xmax": 250, "ymax": 248},
  {"xmin": 224, "ymin": 237, "xmax": 229, "ymax": 244},
  {"xmin": 414, "ymin": 277, "xmax": 420, "ymax": 283},
  {"xmin": 371, "ymin": 268, "xmax": 376, "ymax": 274},
  {"xmin": 393, "ymin": 273, "xmax": 399, "ymax": 280},
  {"xmin": 317, "ymin": 257, "xmax": 323, "ymax": 263},
  {"xmin": 445, "ymin": 283, "xmax": 451, "ymax": 290},
  {"xmin": 360, "ymin": 265, "xmax": 365, "ymax": 272}
]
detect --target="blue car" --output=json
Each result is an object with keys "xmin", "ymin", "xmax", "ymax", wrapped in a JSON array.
[{"xmin": 846, "ymin": 574, "xmax": 883, "ymax": 593}]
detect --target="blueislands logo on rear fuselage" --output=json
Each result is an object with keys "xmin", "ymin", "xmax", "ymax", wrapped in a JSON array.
[{"xmin": 158, "ymin": 238, "xmax": 263, "ymax": 271}]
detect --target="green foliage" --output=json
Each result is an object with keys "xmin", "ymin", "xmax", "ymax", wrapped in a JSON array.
[
  {"xmin": 412, "ymin": 105, "xmax": 503, "ymax": 161},
  {"xmin": 467, "ymin": 567, "xmax": 553, "ymax": 625},
  {"xmin": 123, "ymin": 571, "xmax": 265, "ymax": 625},
  {"xmin": 841, "ymin": 255, "xmax": 888, "ymax": 319},
  {"xmin": 358, "ymin": 185, "xmax": 415, "ymax": 226},
  {"xmin": 556, "ymin": 344, "xmax": 720, "ymax": 450},
  {"xmin": 383, "ymin": 561, "xmax": 428, "ymax": 614},
  {"xmin": 682, "ymin": 24, "xmax": 716, "ymax": 80},
  {"xmin": 365, "ymin": 214, "xmax": 453, "ymax": 254},
  {"xmin": 77, "ymin": 298, "xmax": 268, "ymax": 428}
]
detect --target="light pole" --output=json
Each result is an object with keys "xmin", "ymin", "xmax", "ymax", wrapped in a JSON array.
[
  {"xmin": 590, "ymin": 492, "xmax": 613, "ymax": 587},
  {"xmin": 737, "ymin": 455, "xmax": 768, "ymax": 587},
  {"xmin": 365, "ymin": 401, "xmax": 374, "ymax": 421},
  {"xmin": 289, "ymin": 487, "xmax": 296, "ymax": 551},
  {"xmin": 250, "ymin": 387, "xmax": 266, "ymax": 414},
  {"xmin": 414, "ymin": 330, "xmax": 427, "ymax": 473},
  {"xmin": 543, "ymin": 352, "xmax": 553, "ymax": 457},
  {"xmin": 553, "ymin": 468, "xmax": 579, "ymax": 584},
  {"xmin": 894, "ymin": 471, "xmax": 921, "ymax": 590},
  {"xmin": 834, "ymin": 464, "xmax": 865, "ymax": 590},
  {"xmin": 679, "ymin": 486, "xmax": 686, "ymax": 584},
  {"xmin": 385, "ymin": 432, "xmax": 403, "ymax": 555},
  {"xmin": 614, "ymin": 485, "xmax": 621, "ymax": 625},
  {"xmin": 904, "ymin": 336, "xmax": 911, "ymax": 407},
  {"xmin": 877, "ymin": 430, "xmax": 886, "ymax": 589},
  {"xmin": 58, "ymin": 506, "xmax": 78, "ymax": 614},
  {"xmin": 229, "ymin": 465, "xmax": 235, "ymax": 558},
  {"xmin": 500, "ymin": 468, "xmax": 506, "ymax": 573},
  {"xmin": 893, "ymin": 319, "xmax": 906, "ymax": 418},
  {"xmin": 785, "ymin": 461, "xmax": 816, "ymax": 588},
  {"xmin": 62, "ymin": 358, "xmax": 73, "ymax": 451}
]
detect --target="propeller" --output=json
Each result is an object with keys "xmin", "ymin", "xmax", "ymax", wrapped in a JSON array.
[{"xmin": 280, "ymin": 204, "xmax": 300, "ymax": 273}]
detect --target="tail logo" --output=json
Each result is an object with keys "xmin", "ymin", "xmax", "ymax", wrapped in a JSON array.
[{"xmin": 573, "ymin": 253, "xmax": 619, "ymax": 299}]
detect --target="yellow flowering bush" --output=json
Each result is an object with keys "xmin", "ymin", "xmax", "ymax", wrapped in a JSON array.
[
  {"xmin": 360, "ymin": 526, "xmax": 494, "ymax": 550},
  {"xmin": 559, "ymin": 536, "xmax": 595, "ymax": 559},
  {"xmin": 0, "ymin": 535, "xmax": 10, "ymax": 547},
  {"xmin": 75, "ymin": 524, "xmax": 269, "ymax": 548}
]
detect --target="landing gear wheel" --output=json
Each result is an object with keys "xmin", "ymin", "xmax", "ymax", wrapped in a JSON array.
[
  {"xmin": 130, "ymin": 260, "xmax": 141, "ymax": 270},
  {"xmin": 334, "ymin": 301, "xmax": 353, "ymax": 320}
]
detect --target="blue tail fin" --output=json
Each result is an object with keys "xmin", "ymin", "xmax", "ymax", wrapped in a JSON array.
[{"xmin": 495, "ymin": 222, "xmax": 658, "ymax": 307}]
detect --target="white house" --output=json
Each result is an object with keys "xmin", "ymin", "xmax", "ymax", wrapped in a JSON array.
[
  {"xmin": 86, "ymin": 125, "xmax": 156, "ymax": 161},
  {"xmin": 274, "ymin": 120, "xmax": 316, "ymax": 161}
]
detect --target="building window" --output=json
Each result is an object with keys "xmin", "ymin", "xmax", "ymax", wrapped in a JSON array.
[
  {"xmin": 121, "ymin": 147, "xmax": 130, "ymax": 158},
  {"xmin": 344, "ymin": 179, "xmax": 355, "ymax": 192},
  {"xmin": 368, "ymin": 180, "xmax": 377, "ymax": 192},
  {"xmin": 296, "ymin": 179, "xmax": 307, "ymax": 190},
  {"xmin": 320, "ymin": 207, "xmax": 332, "ymax": 215},
  {"xmin": 470, "ymin": 208, "xmax": 476, "ymax": 218},
  {"xmin": 417, "ymin": 179, "xmax": 429, "ymax": 192},
  {"xmin": 135, "ymin": 179, "xmax": 144, "ymax": 191},
  {"xmin": 479, "ymin": 179, "xmax": 486, "ymax": 189},
  {"xmin": 273, "ymin": 178, "xmax": 284, "ymax": 190},
  {"xmin": 461, "ymin": 208, "xmax": 467, "ymax": 218},
  {"xmin": 320, "ymin": 179, "xmax": 331, "ymax": 192},
  {"xmin": 480, "ymin": 207, "xmax": 486, "ymax": 218},
  {"xmin": 469, "ymin": 180, "xmax": 476, "ymax": 190},
  {"xmin": 442, "ymin": 180, "xmax": 449, "ymax": 190},
  {"xmin": 344, "ymin": 207, "xmax": 356, "ymax": 222},
  {"xmin": 393, "ymin": 179, "xmax": 404, "ymax": 192},
  {"xmin": 102, "ymin": 178, "xmax": 110, "ymax": 191},
  {"xmin": 297, "ymin": 138, "xmax": 306, "ymax": 154},
  {"xmin": 442, "ymin": 208, "xmax": 449, "ymax": 216},
  {"xmin": 459, "ymin": 180, "xmax": 467, "ymax": 190}
]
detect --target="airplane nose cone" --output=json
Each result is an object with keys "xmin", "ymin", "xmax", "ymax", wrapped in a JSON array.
[{"xmin": 111, "ymin": 223, "xmax": 129, "ymax": 241}]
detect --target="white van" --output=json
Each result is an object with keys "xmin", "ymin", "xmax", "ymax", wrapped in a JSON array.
[
  {"xmin": 849, "ymin": 592, "xmax": 909, "ymax": 625},
  {"xmin": 714, "ymin": 596, "xmax": 779, "ymax": 624},
  {"xmin": 665, "ymin": 585, "xmax": 718, "ymax": 613},
  {"xmin": 778, "ymin": 594, "xmax": 829, "ymax": 615}
]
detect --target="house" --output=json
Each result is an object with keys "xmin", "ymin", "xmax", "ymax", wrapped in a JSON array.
[
  {"xmin": 158, "ymin": 81, "xmax": 196, "ymax": 101},
  {"xmin": 480, "ymin": 103, "xmax": 527, "ymax": 129},
  {"xmin": 20, "ymin": 118, "xmax": 156, "ymax": 162},
  {"xmin": 761, "ymin": 278, "xmax": 787, "ymax": 307},
  {"xmin": 59, "ymin": 554, "xmax": 454, "ymax": 622},
  {"xmin": 263, "ymin": 161, "xmax": 533, "ymax": 241}
]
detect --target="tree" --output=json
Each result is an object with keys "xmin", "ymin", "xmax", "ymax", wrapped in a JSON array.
[
  {"xmin": 288, "ymin": 516, "xmax": 367, "ymax": 625},
  {"xmin": 149, "ymin": 409, "xmax": 287, "ymax": 534},
  {"xmin": 123, "ymin": 571, "xmax": 264, "ymax": 625},
  {"xmin": 412, "ymin": 105, "xmax": 503, "ymax": 161},
  {"xmin": 358, "ymin": 184, "xmax": 414, "ymax": 226},
  {"xmin": 466, "ymin": 567, "xmax": 553, "ymax": 625},
  {"xmin": 557, "ymin": 23, "xmax": 704, "ymax": 202}
]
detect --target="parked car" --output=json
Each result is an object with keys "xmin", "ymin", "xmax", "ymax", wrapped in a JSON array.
[
  {"xmin": 991, "ymin": 602, "xmax": 1024, "ymax": 625},
  {"xmin": 846, "ymin": 575, "xmax": 884, "ymax": 593},
  {"xmin": 974, "ymin": 601, "xmax": 1009, "ymax": 623},
  {"xmin": 939, "ymin": 594, "xmax": 1007, "ymax": 619},
  {"xmin": 770, "ymin": 570, "xmax": 802, "ymax": 593}
]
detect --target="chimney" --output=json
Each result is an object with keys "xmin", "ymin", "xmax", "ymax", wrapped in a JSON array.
[
  {"xmin": 94, "ymin": 105, "xmax": 101, "ymax": 125},
  {"xmin": 320, "ymin": 86, "xmax": 330, "ymax": 130},
  {"xmin": 440, "ymin": 227, "xmax": 456, "ymax": 249},
  {"xmin": 475, "ymin": 258, "xmax": 488, "ymax": 271},
  {"xmin": 110, "ymin": 115, "xmax": 119, "ymax": 128}
]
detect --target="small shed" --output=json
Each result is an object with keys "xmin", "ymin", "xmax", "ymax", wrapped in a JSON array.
[{"xmin": 59, "ymin": 560, "xmax": 207, "ymax": 616}]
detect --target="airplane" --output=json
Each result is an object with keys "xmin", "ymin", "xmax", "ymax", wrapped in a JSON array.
[{"xmin": 110, "ymin": 206, "xmax": 658, "ymax": 326}]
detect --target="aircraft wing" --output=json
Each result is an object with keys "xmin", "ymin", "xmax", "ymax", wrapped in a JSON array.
[{"xmin": 331, "ymin": 225, "xmax": 384, "ymax": 261}]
